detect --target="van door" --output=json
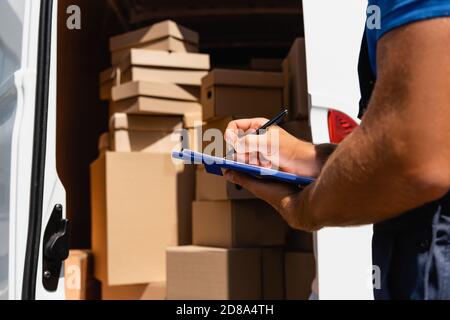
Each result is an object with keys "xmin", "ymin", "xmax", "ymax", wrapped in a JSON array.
[
  {"xmin": 303, "ymin": 0, "xmax": 374, "ymax": 299},
  {"xmin": 0, "ymin": 0, "xmax": 67, "ymax": 300}
]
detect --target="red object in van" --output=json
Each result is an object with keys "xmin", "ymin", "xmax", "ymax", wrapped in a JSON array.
[{"xmin": 328, "ymin": 109, "xmax": 359, "ymax": 143}]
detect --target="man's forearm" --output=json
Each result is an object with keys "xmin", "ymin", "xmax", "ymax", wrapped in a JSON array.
[{"xmin": 288, "ymin": 19, "xmax": 450, "ymax": 232}]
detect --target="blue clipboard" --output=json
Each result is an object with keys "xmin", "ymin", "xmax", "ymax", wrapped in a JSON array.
[{"xmin": 172, "ymin": 149, "xmax": 315, "ymax": 186}]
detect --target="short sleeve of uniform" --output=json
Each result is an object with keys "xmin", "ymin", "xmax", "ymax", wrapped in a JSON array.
[{"xmin": 366, "ymin": 0, "xmax": 450, "ymax": 73}]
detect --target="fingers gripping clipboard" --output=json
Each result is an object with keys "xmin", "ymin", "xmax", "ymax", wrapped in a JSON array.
[{"xmin": 172, "ymin": 149, "xmax": 315, "ymax": 187}]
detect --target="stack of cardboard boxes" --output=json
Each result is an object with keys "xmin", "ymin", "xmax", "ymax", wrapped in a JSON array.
[
  {"xmin": 166, "ymin": 65, "xmax": 298, "ymax": 299},
  {"xmin": 86, "ymin": 18, "xmax": 316, "ymax": 300},
  {"xmin": 90, "ymin": 20, "xmax": 210, "ymax": 300}
]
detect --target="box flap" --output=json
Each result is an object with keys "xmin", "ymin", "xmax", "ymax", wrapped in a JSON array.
[
  {"xmin": 110, "ymin": 20, "xmax": 199, "ymax": 52},
  {"xmin": 109, "ymin": 113, "xmax": 183, "ymax": 132},
  {"xmin": 111, "ymin": 81, "xmax": 200, "ymax": 102},
  {"xmin": 202, "ymin": 69, "xmax": 284, "ymax": 89}
]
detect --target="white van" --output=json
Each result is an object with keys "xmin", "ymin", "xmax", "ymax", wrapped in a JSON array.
[{"xmin": 0, "ymin": 0, "xmax": 373, "ymax": 300}]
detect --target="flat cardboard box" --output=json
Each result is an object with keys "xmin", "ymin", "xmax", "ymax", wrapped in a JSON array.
[
  {"xmin": 201, "ymin": 69, "xmax": 283, "ymax": 121},
  {"xmin": 111, "ymin": 130, "xmax": 182, "ymax": 153},
  {"xmin": 109, "ymin": 113, "xmax": 183, "ymax": 132},
  {"xmin": 90, "ymin": 152, "xmax": 194, "ymax": 286},
  {"xmin": 192, "ymin": 200, "xmax": 287, "ymax": 248},
  {"xmin": 195, "ymin": 166, "xmax": 255, "ymax": 200},
  {"xmin": 121, "ymin": 67, "xmax": 208, "ymax": 87},
  {"xmin": 282, "ymin": 38, "xmax": 309, "ymax": 120},
  {"xmin": 262, "ymin": 249, "xmax": 285, "ymax": 300},
  {"xmin": 166, "ymin": 246, "xmax": 262, "ymax": 300},
  {"xmin": 285, "ymin": 252, "xmax": 316, "ymax": 300},
  {"xmin": 99, "ymin": 67, "xmax": 121, "ymax": 101},
  {"xmin": 250, "ymin": 58, "xmax": 282, "ymax": 71},
  {"xmin": 110, "ymin": 20, "xmax": 199, "ymax": 52},
  {"xmin": 110, "ymin": 96, "xmax": 202, "ymax": 128},
  {"xmin": 109, "ymin": 114, "xmax": 184, "ymax": 153},
  {"xmin": 281, "ymin": 120, "xmax": 312, "ymax": 142},
  {"xmin": 101, "ymin": 282, "xmax": 166, "ymax": 300},
  {"xmin": 111, "ymin": 37, "xmax": 198, "ymax": 65},
  {"xmin": 116, "ymin": 49, "xmax": 210, "ymax": 71},
  {"xmin": 111, "ymin": 81, "xmax": 200, "ymax": 103},
  {"xmin": 65, "ymin": 250, "xmax": 100, "ymax": 300}
]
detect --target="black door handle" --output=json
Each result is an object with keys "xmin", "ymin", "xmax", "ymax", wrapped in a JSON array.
[{"xmin": 42, "ymin": 204, "xmax": 70, "ymax": 291}]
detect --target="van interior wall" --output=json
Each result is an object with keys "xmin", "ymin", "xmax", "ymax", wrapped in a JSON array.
[
  {"xmin": 56, "ymin": 0, "xmax": 303, "ymax": 249},
  {"xmin": 56, "ymin": 0, "xmax": 123, "ymax": 249}
]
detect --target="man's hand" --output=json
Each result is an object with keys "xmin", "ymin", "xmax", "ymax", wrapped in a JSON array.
[
  {"xmin": 225, "ymin": 118, "xmax": 325, "ymax": 177},
  {"xmin": 224, "ymin": 169, "xmax": 316, "ymax": 231}
]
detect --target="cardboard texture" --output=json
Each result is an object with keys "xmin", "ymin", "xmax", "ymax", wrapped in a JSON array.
[
  {"xmin": 109, "ymin": 113, "xmax": 183, "ymax": 132},
  {"xmin": 111, "ymin": 130, "xmax": 182, "ymax": 153},
  {"xmin": 201, "ymin": 69, "xmax": 283, "ymax": 121},
  {"xmin": 110, "ymin": 97, "xmax": 202, "ymax": 128},
  {"xmin": 195, "ymin": 166, "xmax": 255, "ymax": 200},
  {"xmin": 285, "ymin": 252, "xmax": 316, "ymax": 300},
  {"xmin": 111, "ymin": 81, "xmax": 200, "ymax": 103},
  {"xmin": 116, "ymin": 49, "xmax": 210, "ymax": 71},
  {"xmin": 101, "ymin": 282, "xmax": 166, "ymax": 300},
  {"xmin": 282, "ymin": 38, "xmax": 309, "ymax": 120},
  {"xmin": 200, "ymin": 116, "xmax": 232, "ymax": 157},
  {"xmin": 166, "ymin": 246, "xmax": 262, "ymax": 300},
  {"xmin": 110, "ymin": 20, "xmax": 199, "ymax": 52},
  {"xmin": 90, "ymin": 152, "xmax": 195, "ymax": 286},
  {"xmin": 109, "ymin": 114, "xmax": 184, "ymax": 153},
  {"xmin": 111, "ymin": 37, "xmax": 198, "ymax": 65},
  {"xmin": 282, "ymin": 120, "xmax": 312, "ymax": 142},
  {"xmin": 250, "ymin": 58, "xmax": 282, "ymax": 71},
  {"xmin": 262, "ymin": 249, "xmax": 285, "ymax": 300},
  {"xmin": 192, "ymin": 200, "xmax": 287, "ymax": 248},
  {"xmin": 65, "ymin": 250, "xmax": 100, "ymax": 300},
  {"xmin": 121, "ymin": 67, "xmax": 208, "ymax": 87}
]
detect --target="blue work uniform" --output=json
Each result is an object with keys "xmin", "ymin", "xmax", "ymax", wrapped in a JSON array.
[{"xmin": 362, "ymin": 0, "xmax": 450, "ymax": 300}]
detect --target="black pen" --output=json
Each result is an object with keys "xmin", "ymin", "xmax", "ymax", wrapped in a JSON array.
[{"xmin": 225, "ymin": 108, "xmax": 288, "ymax": 159}]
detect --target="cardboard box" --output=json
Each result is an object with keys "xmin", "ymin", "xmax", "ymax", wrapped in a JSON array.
[
  {"xmin": 192, "ymin": 200, "xmax": 287, "ymax": 248},
  {"xmin": 282, "ymin": 38, "xmax": 309, "ymax": 120},
  {"xmin": 262, "ymin": 249, "xmax": 285, "ymax": 300},
  {"xmin": 199, "ymin": 116, "xmax": 233, "ymax": 157},
  {"xmin": 110, "ymin": 20, "xmax": 199, "ymax": 52},
  {"xmin": 110, "ymin": 96, "xmax": 202, "ymax": 129},
  {"xmin": 99, "ymin": 67, "xmax": 121, "ymax": 100},
  {"xmin": 195, "ymin": 166, "xmax": 255, "ymax": 200},
  {"xmin": 285, "ymin": 252, "xmax": 316, "ymax": 300},
  {"xmin": 201, "ymin": 69, "xmax": 284, "ymax": 121},
  {"xmin": 250, "ymin": 58, "xmax": 282, "ymax": 71},
  {"xmin": 281, "ymin": 120, "xmax": 312, "ymax": 142},
  {"xmin": 101, "ymin": 282, "xmax": 166, "ymax": 300},
  {"xmin": 115, "ymin": 49, "xmax": 209, "ymax": 72},
  {"xmin": 65, "ymin": 250, "xmax": 100, "ymax": 300},
  {"xmin": 121, "ymin": 67, "xmax": 208, "ymax": 87},
  {"xmin": 111, "ymin": 38, "xmax": 198, "ymax": 65},
  {"xmin": 90, "ymin": 152, "xmax": 194, "ymax": 286},
  {"xmin": 109, "ymin": 114, "xmax": 183, "ymax": 153},
  {"xmin": 111, "ymin": 81, "xmax": 200, "ymax": 103},
  {"xmin": 109, "ymin": 113, "xmax": 183, "ymax": 132},
  {"xmin": 166, "ymin": 246, "xmax": 262, "ymax": 300}
]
